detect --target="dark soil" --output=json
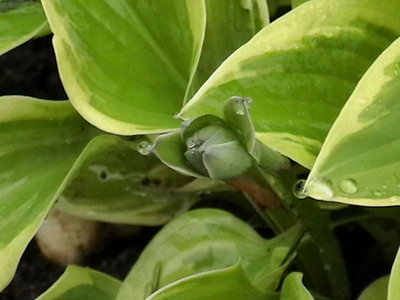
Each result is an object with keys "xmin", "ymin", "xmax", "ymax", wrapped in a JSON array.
[
  {"xmin": 0, "ymin": 226, "xmax": 159, "ymax": 300},
  {"xmin": 0, "ymin": 35, "xmax": 66, "ymax": 99}
]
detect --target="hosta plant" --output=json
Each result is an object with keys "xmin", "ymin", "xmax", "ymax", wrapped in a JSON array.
[{"xmin": 2, "ymin": 0, "xmax": 400, "ymax": 299}]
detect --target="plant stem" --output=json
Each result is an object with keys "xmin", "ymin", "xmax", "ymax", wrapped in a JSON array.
[{"xmin": 227, "ymin": 164, "xmax": 350, "ymax": 300}]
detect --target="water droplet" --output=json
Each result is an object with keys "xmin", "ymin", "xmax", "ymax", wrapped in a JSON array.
[
  {"xmin": 138, "ymin": 141, "xmax": 152, "ymax": 155},
  {"xmin": 339, "ymin": 179, "xmax": 358, "ymax": 194},
  {"xmin": 244, "ymin": 97, "xmax": 252, "ymax": 108},
  {"xmin": 173, "ymin": 112, "xmax": 181, "ymax": 119},
  {"xmin": 186, "ymin": 138, "xmax": 197, "ymax": 149},
  {"xmin": 234, "ymin": 102, "xmax": 245, "ymax": 115},
  {"xmin": 293, "ymin": 179, "xmax": 307, "ymax": 199},
  {"xmin": 305, "ymin": 177, "xmax": 334, "ymax": 200}
]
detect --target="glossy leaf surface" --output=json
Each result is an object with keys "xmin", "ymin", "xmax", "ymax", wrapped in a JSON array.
[
  {"xmin": 0, "ymin": 97, "xmax": 98, "ymax": 291},
  {"xmin": 36, "ymin": 265, "xmax": 120, "ymax": 300},
  {"xmin": 305, "ymin": 37, "xmax": 400, "ymax": 206},
  {"xmin": 181, "ymin": 0, "xmax": 400, "ymax": 168},
  {"xmin": 42, "ymin": 0, "xmax": 206, "ymax": 134},
  {"xmin": 57, "ymin": 135, "xmax": 197, "ymax": 225},
  {"xmin": 146, "ymin": 263, "xmax": 271, "ymax": 300},
  {"xmin": 0, "ymin": 0, "xmax": 47, "ymax": 55},
  {"xmin": 117, "ymin": 209, "xmax": 296, "ymax": 300},
  {"xmin": 185, "ymin": 0, "xmax": 269, "ymax": 100}
]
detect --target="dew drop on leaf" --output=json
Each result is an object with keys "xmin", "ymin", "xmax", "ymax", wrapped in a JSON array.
[
  {"xmin": 244, "ymin": 97, "xmax": 252, "ymax": 108},
  {"xmin": 186, "ymin": 138, "xmax": 197, "ymax": 149},
  {"xmin": 339, "ymin": 179, "xmax": 358, "ymax": 194},
  {"xmin": 234, "ymin": 102, "xmax": 246, "ymax": 115},
  {"xmin": 293, "ymin": 179, "xmax": 307, "ymax": 199},
  {"xmin": 138, "ymin": 141, "xmax": 152, "ymax": 155},
  {"xmin": 305, "ymin": 177, "xmax": 334, "ymax": 200}
]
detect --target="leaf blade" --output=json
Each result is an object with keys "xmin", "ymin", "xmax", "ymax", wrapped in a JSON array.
[
  {"xmin": 116, "ymin": 209, "xmax": 297, "ymax": 300},
  {"xmin": 184, "ymin": 0, "xmax": 269, "ymax": 101},
  {"xmin": 305, "ymin": 37, "xmax": 400, "ymax": 205},
  {"xmin": 57, "ymin": 135, "xmax": 197, "ymax": 225},
  {"xmin": 42, "ymin": 0, "xmax": 206, "ymax": 134},
  {"xmin": 146, "ymin": 263, "xmax": 271, "ymax": 300},
  {"xmin": 0, "ymin": 1, "xmax": 48, "ymax": 55},
  {"xmin": 0, "ymin": 96, "xmax": 98, "ymax": 291},
  {"xmin": 36, "ymin": 265, "xmax": 121, "ymax": 300}
]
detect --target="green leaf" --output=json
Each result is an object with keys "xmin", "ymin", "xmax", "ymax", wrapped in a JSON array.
[
  {"xmin": 357, "ymin": 276, "xmax": 389, "ymax": 300},
  {"xmin": 389, "ymin": 246, "xmax": 400, "ymax": 300},
  {"xmin": 0, "ymin": 0, "xmax": 48, "ymax": 55},
  {"xmin": 116, "ymin": 209, "xmax": 297, "ymax": 300},
  {"xmin": 146, "ymin": 263, "xmax": 272, "ymax": 300},
  {"xmin": 35, "ymin": 265, "xmax": 121, "ymax": 300},
  {"xmin": 57, "ymin": 135, "xmax": 197, "ymax": 225},
  {"xmin": 41, "ymin": 0, "xmax": 206, "ymax": 135},
  {"xmin": 0, "ymin": 96, "xmax": 98, "ymax": 292},
  {"xmin": 304, "ymin": 36, "xmax": 400, "ymax": 206},
  {"xmin": 181, "ymin": 0, "xmax": 400, "ymax": 169},
  {"xmin": 185, "ymin": 0, "xmax": 269, "ymax": 101},
  {"xmin": 281, "ymin": 272, "xmax": 314, "ymax": 300}
]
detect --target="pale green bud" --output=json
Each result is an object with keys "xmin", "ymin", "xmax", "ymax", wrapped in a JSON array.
[
  {"xmin": 203, "ymin": 141, "xmax": 253, "ymax": 179},
  {"xmin": 183, "ymin": 124, "xmax": 252, "ymax": 179}
]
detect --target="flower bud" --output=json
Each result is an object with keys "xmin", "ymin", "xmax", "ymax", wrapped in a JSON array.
[{"xmin": 203, "ymin": 141, "xmax": 253, "ymax": 179}]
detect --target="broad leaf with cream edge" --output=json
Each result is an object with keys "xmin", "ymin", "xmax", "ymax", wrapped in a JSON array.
[
  {"xmin": 0, "ymin": 97, "xmax": 98, "ymax": 291},
  {"xmin": 145, "ymin": 263, "xmax": 271, "ymax": 300},
  {"xmin": 304, "ymin": 37, "xmax": 400, "ymax": 206},
  {"xmin": 116, "ymin": 209, "xmax": 298, "ymax": 300},
  {"xmin": 36, "ymin": 265, "xmax": 121, "ymax": 300},
  {"xmin": 0, "ymin": 0, "xmax": 48, "ymax": 55},
  {"xmin": 41, "ymin": 0, "xmax": 207, "ymax": 135},
  {"xmin": 184, "ymin": 0, "xmax": 269, "ymax": 101},
  {"xmin": 181, "ymin": 0, "xmax": 400, "ymax": 169}
]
